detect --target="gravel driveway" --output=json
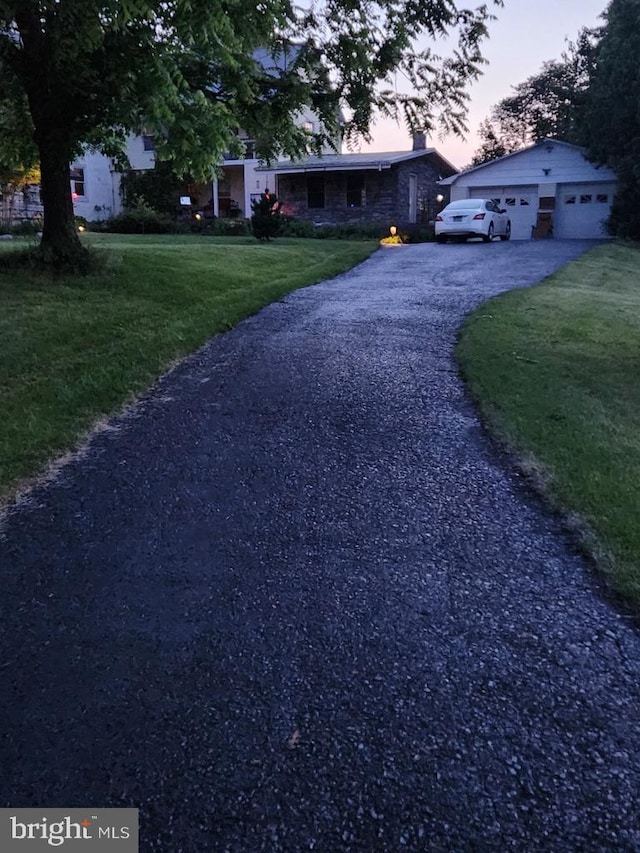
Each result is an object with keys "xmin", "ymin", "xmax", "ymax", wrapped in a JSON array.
[{"xmin": 2, "ymin": 240, "xmax": 639, "ymax": 852}]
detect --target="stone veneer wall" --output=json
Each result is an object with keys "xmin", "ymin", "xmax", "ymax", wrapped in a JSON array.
[{"xmin": 276, "ymin": 155, "xmax": 446, "ymax": 226}]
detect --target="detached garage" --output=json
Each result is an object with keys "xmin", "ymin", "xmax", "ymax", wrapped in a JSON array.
[{"xmin": 439, "ymin": 139, "xmax": 617, "ymax": 240}]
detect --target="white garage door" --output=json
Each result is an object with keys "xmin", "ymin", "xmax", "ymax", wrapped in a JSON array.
[
  {"xmin": 469, "ymin": 187, "xmax": 538, "ymax": 239},
  {"xmin": 554, "ymin": 184, "xmax": 615, "ymax": 239}
]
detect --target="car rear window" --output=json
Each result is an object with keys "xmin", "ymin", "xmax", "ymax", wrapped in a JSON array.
[{"xmin": 445, "ymin": 199, "xmax": 484, "ymax": 210}]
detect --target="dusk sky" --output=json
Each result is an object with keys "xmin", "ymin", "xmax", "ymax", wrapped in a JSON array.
[{"xmin": 360, "ymin": 0, "xmax": 610, "ymax": 168}]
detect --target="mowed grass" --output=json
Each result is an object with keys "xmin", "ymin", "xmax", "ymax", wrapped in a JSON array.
[
  {"xmin": 0, "ymin": 233, "xmax": 376, "ymax": 500},
  {"xmin": 457, "ymin": 242, "xmax": 640, "ymax": 609}
]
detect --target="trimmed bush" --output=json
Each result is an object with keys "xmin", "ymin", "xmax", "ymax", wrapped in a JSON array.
[
  {"xmin": 309, "ymin": 222, "xmax": 385, "ymax": 240},
  {"xmin": 399, "ymin": 223, "xmax": 434, "ymax": 243},
  {"xmin": 279, "ymin": 216, "xmax": 316, "ymax": 238},
  {"xmin": 11, "ymin": 220, "xmax": 41, "ymax": 237},
  {"xmin": 105, "ymin": 196, "xmax": 172, "ymax": 234},
  {"xmin": 211, "ymin": 218, "xmax": 251, "ymax": 237},
  {"xmin": 251, "ymin": 190, "xmax": 282, "ymax": 241}
]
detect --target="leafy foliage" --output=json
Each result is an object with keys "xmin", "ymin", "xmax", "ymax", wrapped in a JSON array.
[
  {"xmin": 120, "ymin": 162, "xmax": 187, "ymax": 217},
  {"xmin": 0, "ymin": 85, "xmax": 37, "ymax": 174},
  {"xmin": 0, "ymin": 0, "xmax": 503, "ymax": 267},
  {"xmin": 8, "ymin": 219, "xmax": 41, "ymax": 237},
  {"xmin": 280, "ymin": 220, "xmax": 390, "ymax": 240},
  {"xmin": 0, "ymin": 89, "xmax": 40, "ymax": 227},
  {"xmin": 210, "ymin": 218, "xmax": 251, "ymax": 237},
  {"xmin": 469, "ymin": 29, "xmax": 598, "ymax": 166},
  {"xmin": 469, "ymin": 118, "xmax": 510, "ymax": 167},
  {"xmin": 106, "ymin": 196, "xmax": 172, "ymax": 234},
  {"xmin": 582, "ymin": 0, "xmax": 640, "ymax": 239},
  {"xmin": 279, "ymin": 217, "xmax": 317, "ymax": 238},
  {"xmin": 250, "ymin": 189, "xmax": 282, "ymax": 241}
]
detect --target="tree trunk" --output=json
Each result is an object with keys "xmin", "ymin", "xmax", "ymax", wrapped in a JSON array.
[
  {"xmin": 12, "ymin": 7, "xmax": 91, "ymax": 273},
  {"xmin": 36, "ymin": 139, "xmax": 89, "ymax": 271}
]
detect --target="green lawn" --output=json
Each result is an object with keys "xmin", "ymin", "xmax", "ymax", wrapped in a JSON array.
[
  {"xmin": 457, "ymin": 243, "xmax": 640, "ymax": 610},
  {"xmin": 0, "ymin": 234, "xmax": 376, "ymax": 500}
]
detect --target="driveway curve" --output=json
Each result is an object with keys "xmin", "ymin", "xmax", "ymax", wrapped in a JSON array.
[{"xmin": 2, "ymin": 240, "xmax": 639, "ymax": 852}]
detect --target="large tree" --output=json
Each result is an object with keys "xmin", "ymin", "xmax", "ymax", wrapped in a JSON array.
[
  {"xmin": 582, "ymin": 0, "xmax": 640, "ymax": 238},
  {"xmin": 0, "ymin": 0, "xmax": 502, "ymax": 270},
  {"xmin": 469, "ymin": 28, "xmax": 598, "ymax": 166}
]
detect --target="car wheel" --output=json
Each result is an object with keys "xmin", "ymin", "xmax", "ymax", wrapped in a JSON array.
[
  {"xmin": 483, "ymin": 223, "xmax": 494, "ymax": 243},
  {"xmin": 500, "ymin": 221, "xmax": 511, "ymax": 241},
  {"xmin": 437, "ymin": 234, "xmax": 447, "ymax": 244}
]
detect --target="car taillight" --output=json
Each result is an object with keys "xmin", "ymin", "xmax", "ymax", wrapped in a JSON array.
[
  {"xmin": 436, "ymin": 215, "xmax": 443, "ymax": 222},
  {"xmin": 473, "ymin": 212, "xmax": 486, "ymax": 220}
]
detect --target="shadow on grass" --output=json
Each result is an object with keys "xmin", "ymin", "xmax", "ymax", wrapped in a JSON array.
[{"xmin": 0, "ymin": 244, "xmax": 107, "ymax": 276}]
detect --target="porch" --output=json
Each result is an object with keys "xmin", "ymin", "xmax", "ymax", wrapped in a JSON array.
[{"xmin": 191, "ymin": 160, "xmax": 278, "ymax": 220}]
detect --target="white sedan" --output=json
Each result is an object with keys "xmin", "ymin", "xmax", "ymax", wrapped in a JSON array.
[{"xmin": 435, "ymin": 199, "xmax": 511, "ymax": 243}]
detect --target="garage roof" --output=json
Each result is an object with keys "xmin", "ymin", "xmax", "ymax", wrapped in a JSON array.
[{"xmin": 439, "ymin": 138, "xmax": 615, "ymax": 186}]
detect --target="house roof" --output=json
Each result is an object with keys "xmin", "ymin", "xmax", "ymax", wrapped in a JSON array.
[
  {"xmin": 438, "ymin": 138, "xmax": 602, "ymax": 186},
  {"xmin": 260, "ymin": 148, "xmax": 458, "ymax": 175}
]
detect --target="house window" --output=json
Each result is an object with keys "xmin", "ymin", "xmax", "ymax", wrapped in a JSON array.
[
  {"xmin": 565, "ymin": 195, "xmax": 576, "ymax": 205},
  {"xmin": 580, "ymin": 194, "xmax": 592, "ymax": 204},
  {"xmin": 307, "ymin": 174, "xmax": 325, "ymax": 208},
  {"xmin": 142, "ymin": 135, "xmax": 156, "ymax": 151},
  {"xmin": 346, "ymin": 174, "xmax": 365, "ymax": 208},
  {"xmin": 302, "ymin": 121, "xmax": 314, "ymax": 133},
  {"xmin": 597, "ymin": 193, "xmax": 609, "ymax": 203},
  {"xmin": 70, "ymin": 167, "xmax": 85, "ymax": 198}
]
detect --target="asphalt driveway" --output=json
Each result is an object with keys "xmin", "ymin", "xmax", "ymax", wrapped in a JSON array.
[{"xmin": 2, "ymin": 240, "xmax": 640, "ymax": 852}]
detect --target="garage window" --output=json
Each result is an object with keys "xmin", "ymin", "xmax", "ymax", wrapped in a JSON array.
[
  {"xmin": 597, "ymin": 193, "xmax": 609, "ymax": 203},
  {"xmin": 505, "ymin": 197, "xmax": 516, "ymax": 206},
  {"xmin": 580, "ymin": 194, "xmax": 592, "ymax": 204},
  {"xmin": 519, "ymin": 198, "xmax": 530, "ymax": 205},
  {"xmin": 565, "ymin": 195, "xmax": 576, "ymax": 205}
]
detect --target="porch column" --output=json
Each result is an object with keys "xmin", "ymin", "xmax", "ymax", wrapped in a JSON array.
[
  {"xmin": 243, "ymin": 162, "xmax": 253, "ymax": 219},
  {"xmin": 212, "ymin": 173, "xmax": 219, "ymax": 218}
]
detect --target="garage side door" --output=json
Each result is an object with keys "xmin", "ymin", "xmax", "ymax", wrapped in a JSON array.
[
  {"xmin": 469, "ymin": 187, "xmax": 538, "ymax": 239},
  {"xmin": 554, "ymin": 184, "xmax": 615, "ymax": 239}
]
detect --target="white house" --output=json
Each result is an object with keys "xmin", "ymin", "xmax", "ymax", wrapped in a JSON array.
[
  {"xmin": 439, "ymin": 139, "xmax": 617, "ymax": 240},
  {"xmin": 71, "ymin": 105, "xmax": 341, "ymax": 222},
  {"xmin": 71, "ymin": 133, "xmax": 159, "ymax": 221}
]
